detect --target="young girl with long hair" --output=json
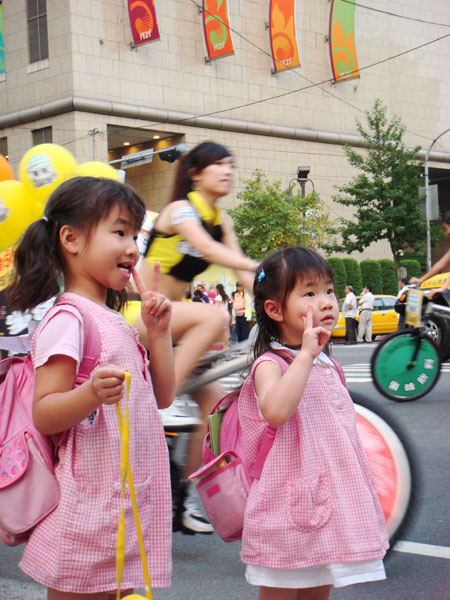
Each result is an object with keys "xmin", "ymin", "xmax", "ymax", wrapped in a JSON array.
[
  {"xmin": 133, "ymin": 141, "xmax": 258, "ymax": 533},
  {"xmin": 238, "ymin": 246, "xmax": 388, "ymax": 600},
  {"xmin": 8, "ymin": 176, "xmax": 174, "ymax": 598}
]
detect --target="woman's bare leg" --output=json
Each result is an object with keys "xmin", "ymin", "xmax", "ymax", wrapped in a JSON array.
[{"xmin": 134, "ymin": 301, "xmax": 229, "ymax": 394}]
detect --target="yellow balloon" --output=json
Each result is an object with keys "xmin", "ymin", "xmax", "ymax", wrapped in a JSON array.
[
  {"xmin": 19, "ymin": 143, "xmax": 78, "ymax": 210},
  {"xmin": 0, "ymin": 180, "xmax": 37, "ymax": 251},
  {"xmin": 122, "ymin": 596, "xmax": 146, "ymax": 600},
  {"xmin": 75, "ymin": 161, "xmax": 121, "ymax": 181}
]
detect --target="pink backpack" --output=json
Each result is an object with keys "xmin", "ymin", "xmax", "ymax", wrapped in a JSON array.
[
  {"xmin": 0, "ymin": 298, "xmax": 100, "ymax": 546},
  {"xmin": 188, "ymin": 350, "xmax": 346, "ymax": 543}
]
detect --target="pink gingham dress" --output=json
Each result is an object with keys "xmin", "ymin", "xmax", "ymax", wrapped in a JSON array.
[
  {"xmin": 239, "ymin": 349, "xmax": 388, "ymax": 574},
  {"xmin": 20, "ymin": 293, "xmax": 172, "ymax": 593}
]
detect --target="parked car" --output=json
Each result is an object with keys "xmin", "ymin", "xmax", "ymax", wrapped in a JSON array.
[
  {"xmin": 332, "ymin": 295, "xmax": 399, "ymax": 340},
  {"xmin": 420, "ymin": 272, "xmax": 450, "ymax": 360}
]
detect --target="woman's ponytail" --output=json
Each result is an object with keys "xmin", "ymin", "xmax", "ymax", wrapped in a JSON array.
[{"xmin": 7, "ymin": 217, "xmax": 62, "ymax": 312}]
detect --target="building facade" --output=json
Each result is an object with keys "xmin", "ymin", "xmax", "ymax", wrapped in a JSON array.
[{"xmin": 1, "ymin": 0, "xmax": 449, "ymax": 262}]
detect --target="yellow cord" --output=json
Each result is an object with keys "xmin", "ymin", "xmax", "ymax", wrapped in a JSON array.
[{"xmin": 116, "ymin": 371, "xmax": 153, "ymax": 600}]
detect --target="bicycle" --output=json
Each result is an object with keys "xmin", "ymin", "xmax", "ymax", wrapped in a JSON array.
[
  {"xmin": 165, "ymin": 341, "xmax": 418, "ymax": 549},
  {"xmin": 371, "ymin": 288, "xmax": 450, "ymax": 401}
]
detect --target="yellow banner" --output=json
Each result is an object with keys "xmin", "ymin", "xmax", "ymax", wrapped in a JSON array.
[{"xmin": 269, "ymin": 0, "xmax": 301, "ymax": 73}]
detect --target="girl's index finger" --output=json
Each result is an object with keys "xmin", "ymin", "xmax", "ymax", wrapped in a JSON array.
[
  {"xmin": 305, "ymin": 305, "xmax": 314, "ymax": 329},
  {"xmin": 150, "ymin": 261, "xmax": 161, "ymax": 293},
  {"xmin": 131, "ymin": 266, "xmax": 148, "ymax": 297}
]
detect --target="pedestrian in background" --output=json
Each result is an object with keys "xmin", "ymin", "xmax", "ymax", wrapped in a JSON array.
[
  {"xmin": 357, "ymin": 285, "xmax": 375, "ymax": 343},
  {"xmin": 238, "ymin": 247, "xmax": 388, "ymax": 599},
  {"xmin": 342, "ymin": 284, "xmax": 357, "ymax": 344},
  {"xmin": 396, "ymin": 278, "xmax": 410, "ymax": 330},
  {"xmin": 233, "ymin": 281, "xmax": 250, "ymax": 342}
]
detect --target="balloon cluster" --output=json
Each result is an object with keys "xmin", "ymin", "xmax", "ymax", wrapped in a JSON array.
[{"xmin": 0, "ymin": 144, "xmax": 122, "ymax": 253}]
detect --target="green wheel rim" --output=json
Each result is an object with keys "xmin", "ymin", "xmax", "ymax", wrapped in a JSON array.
[{"xmin": 375, "ymin": 335, "xmax": 439, "ymax": 399}]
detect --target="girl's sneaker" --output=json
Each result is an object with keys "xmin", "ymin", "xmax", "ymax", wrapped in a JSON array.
[{"xmin": 182, "ymin": 495, "xmax": 214, "ymax": 535}]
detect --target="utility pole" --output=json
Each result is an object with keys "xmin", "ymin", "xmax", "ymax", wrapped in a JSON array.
[
  {"xmin": 425, "ymin": 127, "xmax": 450, "ymax": 270},
  {"xmin": 88, "ymin": 128, "xmax": 102, "ymax": 160}
]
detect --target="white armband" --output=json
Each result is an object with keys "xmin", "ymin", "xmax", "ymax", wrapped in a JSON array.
[{"xmin": 170, "ymin": 206, "xmax": 200, "ymax": 225}]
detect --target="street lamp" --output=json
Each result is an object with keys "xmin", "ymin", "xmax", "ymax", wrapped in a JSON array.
[
  {"xmin": 424, "ymin": 128, "xmax": 450, "ymax": 270},
  {"xmin": 289, "ymin": 166, "xmax": 315, "ymax": 198}
]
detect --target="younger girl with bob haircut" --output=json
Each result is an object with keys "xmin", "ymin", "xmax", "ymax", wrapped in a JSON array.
[
  {"xmin": 8, "ymin": 177, "xmax": 174, "ymax": 598},
  {"xmin": 238, "ymin": 246, "xmax": 388, "ymax": 600}
]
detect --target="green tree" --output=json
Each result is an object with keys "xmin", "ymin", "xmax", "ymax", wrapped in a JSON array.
[
  {"xmin": 323, "ymin": 99, "xmax": 439, "ymax": 270},
  {"xmin": 360, "ymin": 259, "xmax": 383, "ymax": 294},
  {"xmin": 378, "ymin": 259, "xmax": 398, "ymax": 296},
  {"xmin": 229, "ymin": 170, "xmax": 331, "ymax": 260},
  {"xmin": 342, "ymin": 258, "xmax": 362, "ymax": 293},
  {"xmin": 326, "ymin": 258, "xmax": 346, "ymax": 299},
  {"xmin": 400, "ymin": 259, "xmax": 422, "ymax": 280}
]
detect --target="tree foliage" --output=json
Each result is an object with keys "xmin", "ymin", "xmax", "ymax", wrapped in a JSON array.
[
  {"xmin": 378, "ymin": 259, "xmax": 398, "ymax": 296},
  {"xmin": 323, "ymin": 99, "xmax": 437, "ymax": 270},
  {"xmin": 326, "ymin": 258, "xmax": 346, "ymax": 299},
  {"xmin": 342, "ymin": 258, "xmax": 362, "ymax": 294},
  {"xmin": 360, "ymin": 259, "xmax": 383, "ymax": 294},
  {"xmin": 400, "ymin": 259, "xmax": 422, "ymax": 280},
  {"xmin": 228, "ymin": 170, "xmax": 331, "ymax": 260}
]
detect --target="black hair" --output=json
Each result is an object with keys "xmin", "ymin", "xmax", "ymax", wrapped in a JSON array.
[
  {"xmin": 215, "ymin": 283, "xmax": 230, "ymax": 303},
  {"xmin": 366, "ymin": 284, "xmax": 373, "ymax": 292},
  {"xmin": 8, "ymin": 176, "xmax": 146, "ymax": 313},
  {"xmin": 443, "ymin": 210, "xmax": 450, "ymax": 226},
  {"xmin": 400, "ymin": 278, "xmax": 408, "ymax": 286},
  {"xmin": 252, "ymin": 246, "xmax": 334, "ymax": 362},
  {"xmin": 170, "ymin": 141, "xmax": 232, "ymax": 202}
]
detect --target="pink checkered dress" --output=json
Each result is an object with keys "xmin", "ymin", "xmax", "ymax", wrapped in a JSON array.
[
  {"xmin": 239, "ymin": 350, "xmax": 388, "ymax": 570},
  {"xmin": 20, "ymin": 293, "xmax": 172, "ymax": 593}
]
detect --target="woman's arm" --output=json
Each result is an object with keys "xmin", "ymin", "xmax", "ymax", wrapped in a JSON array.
[
  {"xmin": 410, "ymin": 248, "xmax": 450, "ymax": 285},
  {"xmin": 33, "ymin": 356, "xmax": 125, "ymax": 435},
  {"xmin": 170, "ymin": 204, "xmax": 258, "ymax": 273},
  {"xmin": 220, "ymin": 212, "xmax": 257, "ymax": 292}
]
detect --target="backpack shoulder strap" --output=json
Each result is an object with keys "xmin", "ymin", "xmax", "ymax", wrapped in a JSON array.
[
  {"xmin": 54, "ymin": 299, "xmax": 101, "ymax": 383},
  {"xmin": 329, "ymin": 356, "xmax": 346, "ymax": 387}
]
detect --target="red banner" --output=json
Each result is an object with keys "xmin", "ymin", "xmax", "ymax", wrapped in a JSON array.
[
  {"xmin": 269, "ymin": 0, "xmax": 301, "ymax": 73},
  {"xmin": 202, "ymin": 0, "xmax": 234, "ymax": 61},
  {"xmin": 127, "ymin": 0, "xmax": 160, "ymax": 46}
]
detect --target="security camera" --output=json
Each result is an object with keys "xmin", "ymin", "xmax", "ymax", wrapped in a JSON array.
[{"xmin": 297, "ymin": 166, "xmax": 310, "ymax": 180}]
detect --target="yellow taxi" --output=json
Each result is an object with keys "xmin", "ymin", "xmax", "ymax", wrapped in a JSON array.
[{"xmin": 332, "ymin": 295, "xmax": 399, "ymax": 340}]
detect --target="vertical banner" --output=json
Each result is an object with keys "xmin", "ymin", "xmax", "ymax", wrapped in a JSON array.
[
  {"xmin": 202, "ymin": 0, "xmax": 234, "ymax": 62},
  {"xmin": 269, "ymin": 0, "xmax": 301, "ymax": 73},
  {"xmin": 127, "ymin": 0, "xmax": 160, "ymax": 46},
  {"xmin": 0, "ymin": 0, "xmax": 5, "ymax": 77},
  {"xmin": 329, "ymin": 0, "xmax": 360, "ymax": 82}
]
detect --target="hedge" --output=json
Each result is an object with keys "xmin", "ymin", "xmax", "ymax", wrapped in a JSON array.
[
  {"xmin": 326, "ymin": 258, "xmax": 346, "ymax": 299},
  {"xmin": 400, "ymin": 259, "xmax": 422, "ymax": 280},
  {"xmin": 359, "ymin": 259, "xmax": 383, "ymax": 294},
  {"xmin": 378, "ymin": 259, "xmax": 398, "ymax": 296},
  {"xmin": 342, "ymin": 258, "xmax": 363, "ymax": 295}
]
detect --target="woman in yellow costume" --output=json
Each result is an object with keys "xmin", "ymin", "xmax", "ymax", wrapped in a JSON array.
[{"xmin": 133, "ymin": 141, "xmax": 257, "ymax": 533}]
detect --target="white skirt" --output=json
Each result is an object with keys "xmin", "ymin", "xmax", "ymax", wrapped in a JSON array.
[{"xmin": 245, "ymin": 559, "xmax": 386, "ymax": 589}]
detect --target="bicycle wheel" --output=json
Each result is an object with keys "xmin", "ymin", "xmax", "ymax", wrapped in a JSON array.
[
  {"xmin": 352, "ymin": 392, "xmax": 419, "ymax": 549},
  {"xmin": 371, "ymin": 329, "xmax": 441, "ymax": 401}
]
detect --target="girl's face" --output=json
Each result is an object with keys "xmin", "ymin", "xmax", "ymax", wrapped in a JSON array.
[
  {"xmin": 191, "ymin": 156, "xmax": 234, "ymax": 200},
  {"xmin": 273, "ymin": 274, "xmax": 339, "ymax": 346},
  {"xmin": 76, "ymin": 204, "xmax": 140, "ymax": 296}
]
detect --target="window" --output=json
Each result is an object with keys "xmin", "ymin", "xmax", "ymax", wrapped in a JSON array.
[
  {"xmin": 0, "ymin": 137, "xmax": 7, "ymax": 158},
  {"xmin": 27, "ymin": 0, "xmax": 48, "ymax": 63},
  {"xmin": 382, "ymin": 297, "xmax": 397, "ymax": 309},
  {"xmin": 373, "ymin": 298, "xmax": 385, "ymax": 311},
  {"xmin": 32, "ymin": 126, "xmax": 52, "ymax": 146}
]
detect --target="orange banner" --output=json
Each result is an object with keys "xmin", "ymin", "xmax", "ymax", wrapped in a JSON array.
[
  {"xmin": 269, "ymin": 0, "xmax": 301, "ymax": 73},
  {"xmin": 127, "ymin": 0, "xmax": 160, "ymax": 46},
  {"xmin": 202, "ymin": 0, "xmax": 234, "ymax": 61}
]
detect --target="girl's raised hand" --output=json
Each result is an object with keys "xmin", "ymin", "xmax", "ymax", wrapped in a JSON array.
[
  {"xmin": 132, "ymin": 262, "xmax": 172, "ymax": 335},
  {"xmin": 301, "ymin": 306, "xmax": 331, "ymax": 359}
]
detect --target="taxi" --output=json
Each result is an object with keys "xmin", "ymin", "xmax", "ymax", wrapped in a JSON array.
[
  {"xmin": 419, "ymin": 272, "xmax": 450, "ymax": 359},
  {"xmin": 332, "ymin": 294, "xmax": 399, "ymax": 340}
]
